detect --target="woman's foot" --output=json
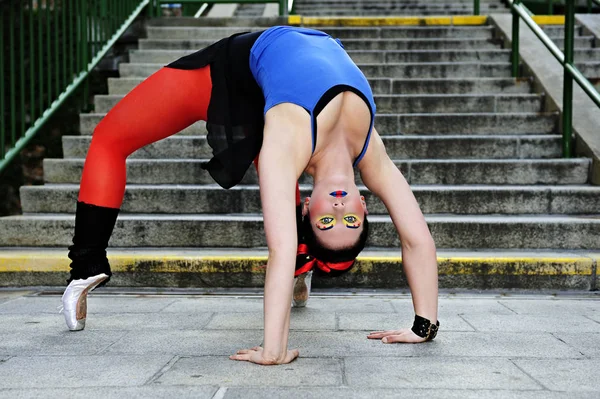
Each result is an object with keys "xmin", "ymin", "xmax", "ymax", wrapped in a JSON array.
[
  {"xmin": 61, "ymin": 273, "xmax": 109, "ymax": 331},
  {"xmin": 292, "ymin": 270, "xmax": 313, "ymax": 308}
]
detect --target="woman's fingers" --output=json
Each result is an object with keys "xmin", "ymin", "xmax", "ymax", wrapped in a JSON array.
[
  {"xmin": 367, "ymin": 330, "xmax": 403, "ymax": 339},
  {"xmin": 229, "ymin": 353, "xmax": 252, "ymax": 361},
  {"xmin": 382, "ymin": 330, "xmax": 426, "ymax": 344},
  {"xmin": 367, "ymin": 328, "xmax": 429, "ymax": 343}
]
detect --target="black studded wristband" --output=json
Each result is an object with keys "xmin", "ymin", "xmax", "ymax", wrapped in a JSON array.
[{"xmin": 411, "ymin": 315, "xmax": 440, "ymax": 341}]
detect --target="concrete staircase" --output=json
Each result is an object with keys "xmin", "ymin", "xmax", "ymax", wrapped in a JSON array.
[
  {"xmin": 293, "ymin": 0, "xmax": 509, "ymax": 16},
  {"xmin": 541, "ymin": 24, "xmax": 600, "ymax": 91},
  {"xmin": 1, "ymin": 3, "xmax": 600, "ymax": 289}
]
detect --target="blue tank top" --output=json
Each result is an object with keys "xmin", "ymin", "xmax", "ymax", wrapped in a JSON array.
[{"xmin": 249, "ymin": 26, "xmax": 376, "ymax": 166}]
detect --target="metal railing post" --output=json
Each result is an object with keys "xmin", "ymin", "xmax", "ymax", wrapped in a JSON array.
[
  {"xmin": 20, "ymin": 3, "xmax": 26, "ymax": 138},
  {"xmin": 279, "ymin": 0, "xmax": 288, "ymax": 16},
  {"xmin": 563, "ymin": 0, "xmax": 575, "ymax": 158},
  {"xmin": 0, "ymin": 5, "xmax": 5, "ymax": 158},
  {"xmin": 0, "ymin": 0, "xmax": 151, "ymax": 173},
  {"xmin": 9, "ymin": 3, "xmax": 16, "ymax": 148},
  {"xmin": 512, "ymin": 0, "xmax": 520, "ymax": 78},
  {"xmin": 474, "ymin": 0, "xmax": 480, "ymax": 15},
  {"xmin": 547, "ymin": 0, "xmax": 554, "ymax": 15}
]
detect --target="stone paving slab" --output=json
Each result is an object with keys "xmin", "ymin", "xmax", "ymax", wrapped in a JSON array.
[
  {"xmin": 206, "ymin": 310, "xmax": 336, "ymax": 331},
  {"xmin": 162, "ymin": 296, "xmax": 396, "ymax": 313},
  {"xmin": 223, "ymin": 387, "xmax": 599, "ymax": 399},
  {"xmin": 460, "ymin": 314, "xmax": 600, "ymax": 332},
  {"xmin": 0, "ymin": 386, "xmax": 218, "ymax": 399},
  {"xmin": 155, "ymin": 356, "xmax": 342, "ymax": 387},
  {"xmin": 0, "ymin": 312, "xmax": 213, "ymax": 333},
  {"xmin": 0, "ymin": 330, "xmax": 126, "ymax": 356},
  {"xmin": 337, "ymin": 311, "xmax": 475, "ymax": 331},
  {"xmin": 514, "ymin": 359, "xmax": 600, "ymax": 392},
  {"xmin": 289, "ymin": 331, "xmax": 582, "ymax": 358},
  {"xmin": 391, "ymin": 297, "xmax": 517, "ymax": 315},
  {"xmin": 497, "ymin": 299, "xmax": 600, "ymax": 316},
  {"xmin": 0, "ymin": 291, "xmax": 33, "ymax": 305},
  {"xmin": 0, "ymin": 355, "xmax": 173, "ymax": 389},
  {"xmin": 0, "ymin": 292, "xmax": 598, "ymax": 396},
  {"xmin": 344, "ymin": 357, "xmax": 541, "ymax": 390},
  {"xmin": 553, "ymin": 332, "xmax": 600, "ymax": 357},
  {"xmin": 105, "ymin": 330, "xmax": 263, "ymax": 356},
  {"xmin": 0, "ymin": 295, "xmax": 177, "ymax": 314}
]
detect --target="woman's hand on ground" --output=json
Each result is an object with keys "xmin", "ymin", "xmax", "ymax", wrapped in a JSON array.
[
  {"xmin": 229, "ymin": 346, "xmax": 299, "ymax": 365},
  {"xmin": 367, "ymin": 328, "xmax": 427, "ymax": 344}
]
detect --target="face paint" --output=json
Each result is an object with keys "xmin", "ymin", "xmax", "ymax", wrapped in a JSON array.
[
  {"xmin": 329, "ymin": 190, "xmax": 348, "ymax": 198},
  {"xmin": 343, "ymin": 214, "xmax": 362, "ymax": 229},
  {"xmin": 316, "ymin": 215, "xmax": 336, "ymax": 230}
]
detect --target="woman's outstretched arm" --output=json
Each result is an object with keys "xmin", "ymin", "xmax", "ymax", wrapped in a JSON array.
[
  {"xmin": 230, "ymin": 104, "xmax": 311, "ymax": 364},
  {"xmin": 359, "ymin": 128, "xmax": 439, "ymax": 342}
]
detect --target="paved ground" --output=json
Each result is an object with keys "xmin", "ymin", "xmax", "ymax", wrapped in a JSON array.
[{"xmin": 0, "ymin": 288, "xmax": 599, "ymax": 398}]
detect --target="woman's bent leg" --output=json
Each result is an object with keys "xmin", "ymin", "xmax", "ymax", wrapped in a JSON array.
[{"xmin": 68, "ymin": 66, "xmax": 212, "ymax": 283}]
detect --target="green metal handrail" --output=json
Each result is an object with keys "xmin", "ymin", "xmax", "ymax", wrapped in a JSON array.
[
  {"xmin": 149, "ymin": 0, "xmax": 290, "ymax": 17},
  {"xmin": 0, "ymin": 0, "xmax": 150, "ymax": 175},
  {"xmin": 509, "ymin": 0, "xmax": 600, "ymax": 158},
  {"xmin": 474, "ymin": 0, "xmax": 480, "ymax": 15}
]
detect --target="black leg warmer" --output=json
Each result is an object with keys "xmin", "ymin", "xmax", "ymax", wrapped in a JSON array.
[{"xmin": 67, "ymin": 201, "xmax": 120, "ymax": 285}]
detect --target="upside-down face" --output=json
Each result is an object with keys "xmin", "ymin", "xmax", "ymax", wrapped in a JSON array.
[{"xmin": 303, "ymin": 182, "xmax": 368, "ymax": 250}]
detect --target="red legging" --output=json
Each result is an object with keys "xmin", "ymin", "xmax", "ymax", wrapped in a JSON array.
[
  {"xmin": 79, "ymin": 67, "xmax": 212, "ymax": 208},
  {"xmin": 79, "ymin": 66, "xmax": 301, "ymax": 208}
]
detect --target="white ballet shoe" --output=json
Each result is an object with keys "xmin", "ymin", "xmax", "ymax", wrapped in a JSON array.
[
  {"xmin": 292, "ymin": 270, "xmax": 313, "ymax": 308},
  {"xmin": 60, "ymin": 273, "xmax": 109, "ymax": 331}
]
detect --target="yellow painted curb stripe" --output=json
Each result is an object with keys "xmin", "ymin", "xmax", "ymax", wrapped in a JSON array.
[
  {"xmin": 533, "ymin": 15, "xmax": 565, "ymax": 25},
  {"xmin": 0, "ymin": 254, "xmax": 592, "ymax": 275},
  {"xmin": 287, "ymin": 15, "xmax": 488, "ymax": 26}
]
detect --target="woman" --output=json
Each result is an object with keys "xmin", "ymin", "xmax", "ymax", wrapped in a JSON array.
[{"xmin": 61, "ymin": 26, "xmax": 440, "ymax": 365}]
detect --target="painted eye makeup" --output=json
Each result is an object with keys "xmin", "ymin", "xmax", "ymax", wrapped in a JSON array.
[
  {"xmin": 343, "ymin": 214, "xmax": 362, "ymax": 229},
  {"xmin": 316, "ymin": 215, "xmax": 336, "ymax": 230}
]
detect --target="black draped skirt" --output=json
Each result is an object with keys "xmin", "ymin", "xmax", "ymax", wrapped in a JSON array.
[{"xmin": 165, "ymin": 31, "xmax": 265, "ymax": 189}]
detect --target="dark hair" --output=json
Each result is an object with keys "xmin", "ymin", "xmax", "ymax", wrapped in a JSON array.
[{"xmin": 300, "ymin": 211, "xmax": 369, "ymax": 264}]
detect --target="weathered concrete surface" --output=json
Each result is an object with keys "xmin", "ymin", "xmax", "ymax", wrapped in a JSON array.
[
  {"xmin": 0, "ymin": 248, "xmax": 596, "ymax": 289},
  {"xmin": 491, "ymin": 14, "xmax": 600, "ymax": 185},
  {"xmin": 0, "ymin": 291, "xmax": 599, "ymax": 397},
  {"xmin": 206, "ymin": 4, "xmax": 238, "ymax": 18},
  {"xmin": 577, "ymin": 14, "xmax": 600, "ymax": 38}
]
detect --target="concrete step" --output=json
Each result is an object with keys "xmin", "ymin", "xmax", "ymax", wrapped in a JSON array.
[
  {"xmin": 542, "ymin": 25, "xmax": 585, "ymax": 36},
  {"xmin": 118, "ymin": 62, "xmax": 516, "ymax": 79},
  {"xmin": 392, "ymin": 113, "xmax": 557, "ymax": 135},
  {"xmin": 576, "ymin": 62, "xmax": 600, "ymax": 78},
  {"xmin": 293, "ymin": 5, "xmax": 506, "ymax": 12},
  {"xmin": 62, "ymin": 135, "xmax": 563, "ymax": 160},
  {"xmin": 550, "ymin": 36, "xmax": 595, "ymax": 48},
  {"xmin": 145, "ymin": 26, "xmax": 496, "ymax": 40},
  {"xmin": 108, "ymin": 77, "xmax": 533, "ymax": 95},
  {"xmin": 294, "ymin": 2, "xmax": 505, "ymax": 8},
  {"xmin": 296, "ymin": 0, "xmax": 504, "ymax": 4},
  {"xmin": 129, "ymin": 48, "xmax": 513, "ymax": 65},
  {"xmin": 80, "ymin": 112, "xmax": 557, "ymax": 136},
  {"xmin": 43, "ymin": 158, "xmax": 590, "ymax": 185},
  {"xmin": 21, "ymin": 184, "xmax": 600, "ymax": 215},
  {"xmin": 1, "ymin": 213, "xmax": 598, "ymax": 249},
  {"xmin": 234, "ymin": 3, "xmax": 265, "ymax": 17},
  {"xmin": 288, "ymin": 10, "xmax": 509, "ymax": 16},
  {"xmin": 1, "ymin": 248, "xmax": 595, "ymax": 289},
  {"xmin": 79, "ymin": 114, "xmax": 207, "ymax": 136},
  {"xmin": 138, "ymin": 38, "xmax": 504, "ymax": 51},
  {"xmin": 94, "ymin": 93, "xmax": 543, "ymax": 114}
]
